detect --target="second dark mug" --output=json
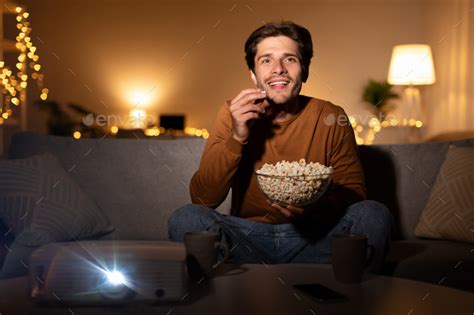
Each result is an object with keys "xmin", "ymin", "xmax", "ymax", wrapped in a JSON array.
[
  {"xmin": 184, "ymin": 231, "xmax": 229, "ymax": 279},
  {"xmin": 331, "ymin": 233, "xmax": 373, "ymax": 284}
]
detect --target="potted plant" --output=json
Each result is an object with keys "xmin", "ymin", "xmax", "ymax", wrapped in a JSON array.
[{"xmin": 362, "ymin": 79, "xmax": 399, "ymax": 119}]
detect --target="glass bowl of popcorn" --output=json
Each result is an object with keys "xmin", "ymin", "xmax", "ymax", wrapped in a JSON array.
[{"xmin": 255, "ymin": 159, "xmax": 333, "ymax": 207}]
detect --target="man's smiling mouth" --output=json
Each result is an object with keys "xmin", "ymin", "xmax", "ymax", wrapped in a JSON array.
[{"xmin": 267, "ymin": 78, "xmax": 291, "ymax": 89}]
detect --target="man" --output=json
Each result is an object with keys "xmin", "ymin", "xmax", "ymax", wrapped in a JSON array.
[{"xmin": 168, "ymin": 21, "xmax": 392, "ymax": 271}]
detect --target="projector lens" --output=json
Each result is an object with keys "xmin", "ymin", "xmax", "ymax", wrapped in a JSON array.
[
  {"xmin": 99, "ymin": 269, "xmax": 134, "ymax": 300},
  {"xmin": 106, "ymin": 270, "xmax": 125, "ymax": 286}
]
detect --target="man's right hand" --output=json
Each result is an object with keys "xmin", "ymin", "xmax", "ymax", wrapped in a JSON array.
[{"xmin": 229, "ymin": 89, "xmax": 268, "ymax": 144}]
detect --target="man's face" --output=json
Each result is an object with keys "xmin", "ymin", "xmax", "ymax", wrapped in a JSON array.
[{"xmin": 250, "ymin": 35, "xmax": 304, "ymax": 105}]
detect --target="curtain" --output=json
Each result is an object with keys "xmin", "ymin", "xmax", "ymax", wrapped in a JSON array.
[{"xmin": 425, "ymin": 0, "xmax": 474, "ymax": 138}]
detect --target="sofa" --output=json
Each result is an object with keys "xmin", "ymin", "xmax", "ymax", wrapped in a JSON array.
[{"xmin": 0, "ymin": 132, "xmax": 473, "ymax": 292}]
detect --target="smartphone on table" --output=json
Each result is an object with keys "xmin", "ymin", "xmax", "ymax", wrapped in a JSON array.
[{"xmin": 293, "ymin": 283, "xmax": 348, "ymax": 304}]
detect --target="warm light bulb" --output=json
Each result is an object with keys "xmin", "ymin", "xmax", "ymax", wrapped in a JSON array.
[
  {"xmin": 40, "ymin": 93, "xmax": 48, "ymax": 100},
  {"xmin": 11, "ymin": 98, "xmax": 20, "ymax": 106},
  {"xmin": 42, "ymin": 88, "xmax": 49, "ymax": 94},
  {"xmin": 0, "ymin": 61, "xmax": 4, "ymax": 68},
  {"xmin": 2, "ymin": 112, "xmax": 9, "ymax": 119},
  {"xmin": 131, "ymin": 92, "xmax": 152, "ymax": 107},
  {"xmin": 16, "ymin": 16, "xmax": 22, "ymax": 22},
  {"xmin": 32, "ymin": 55, "xmax": 39, "ymax": 62},
  {"xmin": 368, "ymin": 117, "xmax": 380, "ymax": 128},
  {"xmin": 110, "ymin": 126, "xmax": 119, "ymax": 134},
  {"xmin": 185, "ymin": 127, "xmax": 196, "ymax": 135},
  {"xmin": 415, "ymin": 121, "xmax": 423, "ymax": 128},
  {"xmin": 22, "ymin": 12, "xmax": 29, "ymax": 19},
  {"xmin": 15, "ymin": 7, "xmax": 22, "ymax": 13},
  {"xmin": 34, "ymin": 64, "xmax": 41, "ymax": 71},
  {"xmin": 16, "ymin": 63, "xmax": 23, "ymax": 70},
  {"xmin": 21, "ymin": 74, "xmax": 28, "ymax": 81},
  {"xmin": 30, "ymin": 46, "xmax": 36, "ymax": 53},
  {"xmin": 129, "ymin": 109, "xmax": 147, "ymax": 128},
  {"xmin": 20, "ymin": 81, "xmax": 27, "ymax": 88},
  {"xmin": 73, "ymin": 131, "xmax": 82, "ymax": 139}
]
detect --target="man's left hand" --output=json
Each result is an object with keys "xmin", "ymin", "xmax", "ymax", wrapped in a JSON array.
[{"xmin": 267, "ymin": 200, "xmax": 305, "ymax": 218}]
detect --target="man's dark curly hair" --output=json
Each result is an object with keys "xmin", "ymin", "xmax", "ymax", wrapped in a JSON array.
[{"xmin": 244, "ymin": 21, "xmax": 313, "ymax": 82}]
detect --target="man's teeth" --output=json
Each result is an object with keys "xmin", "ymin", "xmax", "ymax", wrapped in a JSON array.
[{"xmin": 269, "ymin": 81, "xmax": 289, "ymax": 86}]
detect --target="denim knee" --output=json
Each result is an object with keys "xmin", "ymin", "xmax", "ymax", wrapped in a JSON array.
[
  {"xmin": 346, "ymin": 200, "xmax": 393, "ymax": 233},
  {"xmin": 167, "ymin": 203, "xmax": 216, "ymax": 241}
]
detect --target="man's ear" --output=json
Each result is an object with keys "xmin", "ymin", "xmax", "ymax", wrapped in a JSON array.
[{"xmin": 250, "ymin": 70, "xmax": 257, "ymax": 86}]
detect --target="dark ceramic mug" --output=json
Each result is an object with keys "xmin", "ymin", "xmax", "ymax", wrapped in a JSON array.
[
  {"xmin": 331, "ymin": 233, "xmax": 374, "ymax": 284},
  {"xmin": 184, "ymin": 231, "xmax": 229, "ymax": 279}
]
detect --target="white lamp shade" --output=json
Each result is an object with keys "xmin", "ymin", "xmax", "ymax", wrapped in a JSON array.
[{"xmin": 387, "ymin": 44, "xmax": 436, "ymax": 85}]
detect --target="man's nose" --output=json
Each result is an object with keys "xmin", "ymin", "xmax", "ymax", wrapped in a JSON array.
[{"xmin": 272, "ymin": 59, "xmax": 287, "ymax": 75}]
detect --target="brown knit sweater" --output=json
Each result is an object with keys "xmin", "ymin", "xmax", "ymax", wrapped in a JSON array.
[{"xmin": 190, "ymin": 96, "xmax": 367, "ymax": 224}]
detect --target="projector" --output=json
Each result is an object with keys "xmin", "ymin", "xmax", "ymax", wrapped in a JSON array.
[{"xmin": 28, "ymin": 241, "xmax": 189, "ymax": 305}]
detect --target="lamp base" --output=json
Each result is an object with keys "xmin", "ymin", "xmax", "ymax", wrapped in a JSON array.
[{"xmin": 391, "ymin": 86, "xmax": 424, "ymax": 122}]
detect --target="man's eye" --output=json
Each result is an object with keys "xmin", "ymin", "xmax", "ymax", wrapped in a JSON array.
[
  {"xmin": 260, "ymin": 58, "xmax": 271, "ymax": 64},
  {"xmin": 285, "ymin": 57, "xmax": 298, "ymax": 63}
]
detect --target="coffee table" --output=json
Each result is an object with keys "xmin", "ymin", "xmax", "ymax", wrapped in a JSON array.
[{"xmin": 1, "ymin": 264, "xmax": 473, "ymax": 314}]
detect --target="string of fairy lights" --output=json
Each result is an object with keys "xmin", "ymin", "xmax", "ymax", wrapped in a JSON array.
[
  {"xmin": 0, "ymin": 5, "xmax": 48, "ymax": 124},
  {"xmin": 73, "ymin": 115, "xmax": 420, "ymax": 142},
  {"xmin": 350, "ymin": 115, "xmax": 423, "ymax": 145},
  {"xmin": 72, "ymin": 126, "xmax": 210, "ymax": 140}
]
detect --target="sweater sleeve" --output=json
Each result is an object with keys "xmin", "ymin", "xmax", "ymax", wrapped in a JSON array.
[
  {"xmin": 329, "ymin": 107, "xmax": 367, "ymax": 200},
  {"xmin": 189, "ymin": 103, "xmax": 244, "ymax": 208},
  {"xmin": 312, "ymin": 107, "xmax": 367, "ymax": 214}
]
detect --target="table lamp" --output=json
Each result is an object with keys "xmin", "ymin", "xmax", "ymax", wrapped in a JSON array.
[
  {"xmin": 129, "ymin": 108, "xmax": 147, "ymax": 128},
  {"xmin": 387, "ymin": 44, "xmax": 436, "ymax": 124}
]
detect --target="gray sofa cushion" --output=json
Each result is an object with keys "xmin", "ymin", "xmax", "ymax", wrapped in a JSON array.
[
  {"xmin": 0, "ymin": 153, "xmax": 113, "ymax": 277},
  {"xmin": 359, "ymin": 138, "xmax": 474, "ymax": 239},
  {"xmin": 8, "ymin": 133, "xmax": 231, "ymax": 241},
  {"xmin": 384, "ymin": 240, "xmax": 474, "ymax": 292}
]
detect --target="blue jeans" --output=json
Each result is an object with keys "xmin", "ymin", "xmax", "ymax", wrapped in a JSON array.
[{"xmin": 168, "ymin": 200, "xmax": 393, "ymax": 272}]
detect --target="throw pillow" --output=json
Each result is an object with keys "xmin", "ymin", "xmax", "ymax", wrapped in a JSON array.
[
  {"xmin": 415, "ymin": 146, "xmax": 474, "ymax": 243},
  {"xmin": 0, "ymin": 153, "xmax": 114, "ymax": 277}
]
